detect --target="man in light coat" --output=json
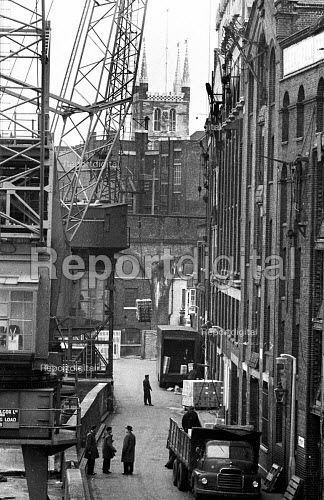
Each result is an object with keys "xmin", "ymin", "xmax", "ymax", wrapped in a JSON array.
[{"xmin": 121, "ymin": 425, "xmax": 136, "ymax": 475}]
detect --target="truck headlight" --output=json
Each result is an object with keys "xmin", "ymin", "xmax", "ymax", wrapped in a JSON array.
[
  {"xmin": 201, "ymin": 478, "xmax": 208, "ymax": 485},
  {"xmin": 252, "ymin": 480, "xmax": 259, "ymax": 488}
]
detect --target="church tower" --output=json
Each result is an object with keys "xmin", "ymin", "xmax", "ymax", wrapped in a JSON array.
[{"xmin": 131, "ymin": 41, "xmax": 191, "ymax": 140}]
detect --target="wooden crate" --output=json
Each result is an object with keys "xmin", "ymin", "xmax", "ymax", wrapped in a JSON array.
[{"xmin": 182, "ymin": 380, "xmax": 223, "ymax": 408}]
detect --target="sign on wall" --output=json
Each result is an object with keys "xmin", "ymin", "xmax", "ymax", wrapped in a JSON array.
[
  {"xmin": 0, "ymin": 409, "xmax": 19, "ymax": 428},
  {"xmin": 283, "ymin": 31, "xmax": 324, "ymax": 76}
]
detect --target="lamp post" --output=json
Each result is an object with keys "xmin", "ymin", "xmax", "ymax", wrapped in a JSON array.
[{"xmin": 279, "ymin": 353, "xmax": 296, "ymax": 479}]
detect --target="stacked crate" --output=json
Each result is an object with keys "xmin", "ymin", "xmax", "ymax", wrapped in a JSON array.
[
  {"xmin": 136, "ymin": 299, "xmax": 152, "ymax": 322},
  {"xmin": 182, "ymin": 380, "xmax": 223, "ymax": 409}
]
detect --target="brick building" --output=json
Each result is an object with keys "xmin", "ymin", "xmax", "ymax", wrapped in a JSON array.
[
  {"xmin": 202, "ymin": 0, "xmax": 324, "ymax": 497},
  {"xmin": 112, "ymin": 43, "xmax": 206, "ymax": 355}
]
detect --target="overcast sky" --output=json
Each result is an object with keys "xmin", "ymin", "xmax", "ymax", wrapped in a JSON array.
[{"xmin": 49, "ymin": 0, "xmax": 216, "ymax": 134}]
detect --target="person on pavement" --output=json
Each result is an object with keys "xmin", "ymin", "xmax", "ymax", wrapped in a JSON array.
[
  {"xmin": 182, "ymin": 406, "xmax": 201, "ymax": 433},
  {"xmin": 121, "ymin": 425, "xmax": 136, "ymax": 475},
  {"xmin": 85, "ymin": 424, "xmax": 99, "ymax": 475},
  {"xmin": 143, "ymin": 374, "xmax": 153, "ymax": 406},
  {"xmin": 102, "ymin": 426, "xmax": 117, "ymax": 473}
]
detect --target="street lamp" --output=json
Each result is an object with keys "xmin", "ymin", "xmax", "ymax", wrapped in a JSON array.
[{"xmin": 277, "ymin": 354, "xmax": 296, "ymax": 479}]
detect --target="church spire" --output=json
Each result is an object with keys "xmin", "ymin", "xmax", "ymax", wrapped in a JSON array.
[
  {"xmin": 140, "ymin": 39, "xmax": 148, "ymax": 84},
  {"xmin": 173, "ymin": 42, "xmax": 181, "ymax": 94},
  {"xmin": 182, "ymin": 39, "xmax": 190, "ymax": 87}
]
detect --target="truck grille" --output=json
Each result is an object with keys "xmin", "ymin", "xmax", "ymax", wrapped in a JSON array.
[{"xmin": 218, "ymin": 471, "xmax": 243, "ymax": 490}]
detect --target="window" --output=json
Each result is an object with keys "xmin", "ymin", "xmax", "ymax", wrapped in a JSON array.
[
  {"xmin": 258, "ymin": 34, "xmax": 267, "ymax": 106},
  {"xmin": 296, "ymin": 86, "xmax": 305, "ymax": 138},
  {"xmin": 269, "ymin": 48, "xmax": 276, "ymax": 105},
  {"xmin": 282, "ymin": 92, "xmax": 290, "ymax": 142},
  {"xmin": 248, "ymin": 67, "xmax": 254, "ymax": 113},
  {"xmin": 317, "ymin": 78, "xmax": 324, "ymax": 133},
  {"xmin": 262, "ymin": 382, "xmax": 269, "ymax": 447},
  {"xmin": 173, "ymin": 163, "xmax": 181, "ymax": 185},
  {"xmin": 172, "ymin": 192, "xmax": 181, "ymax": 213},
  {"xmin": 121, "ymin": 328, "xmax": 140, "ymax": 344},
  {"xmin": 0, "ymin": 289, "xmax": 34, "ymax": 351},
  {"xmin": 170, "ymin": 108, "xmax": 176, "ymax": 131},
  {"xmin": 124, "ymin": 288, "xmax": 138, "ymax": 307},
  {"xmin": 154, "ymin": 108, "xmax": 161, "ymax": 131}
]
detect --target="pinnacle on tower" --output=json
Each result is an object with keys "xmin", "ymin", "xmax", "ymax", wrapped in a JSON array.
[
  {"xmin": 140, "ymin": 39, "xmax": 148, "ymax": 84},
  {"xmin": 182, "ymin": 39, "xmax": 190, "ymax": 87},
  {"xmin": 173, "ymin": 42, "xmax": 181, "ymax": 94}
]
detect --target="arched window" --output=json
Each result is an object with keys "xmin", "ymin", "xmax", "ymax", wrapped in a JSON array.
[
  {"xmin": 296, "ymin": 86, "xmax": 305, "ymax": 138},
  {"xmin": 258, "ymin": 34, "xmax": 267, "ymax": 107},
  {"xmin": 317, "ymin": 78, "xmax": 324, "ymax": 132},
  {"xmin": 269, "ymin": 49, "xmax": 276, "ymax": 105},
  {"xmin": 170, "ymin": 108, "xmax": 176, "ymax": 131},
  {"xmin": 282, "ymin": 92, "xmax": 289, "ymax": 143},
  {"xmin": 154, "ymin": 108, "xmax": 161, "ymax": 131}
]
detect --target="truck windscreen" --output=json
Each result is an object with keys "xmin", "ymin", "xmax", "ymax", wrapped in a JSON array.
[{"xmin": 206, "ymin": 440, "xmax": 253, "ymax": 461}]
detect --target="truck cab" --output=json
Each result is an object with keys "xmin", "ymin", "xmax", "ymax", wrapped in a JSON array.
[{"xmin": 192, "ymin": 438, "xmax": 261, "ymax": 498}]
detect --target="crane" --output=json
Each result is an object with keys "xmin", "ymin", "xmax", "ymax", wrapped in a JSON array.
[
  {"xmin": 0, "ymin": 1, "xmax": 148, "ymax": 497},
  {"xmin": 51, "ymin": 0, "xmax": 148, "ymax": 242}
]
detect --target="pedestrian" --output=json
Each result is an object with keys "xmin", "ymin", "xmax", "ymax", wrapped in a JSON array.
[
  {"xmin": 121, "ymin": 425, "xmax": 136, "ymax": 475},
  {"xmin": 84, "ymin": 424, "xmax": 99, "ymax": 475},
  {"xmin": 143, "ymin": 374, "xmax": 153, "ymax": 406},
  {"xmin": 102, "ymin": 426, "xmax": 117, "ymax": 473},
  {"xmin": 182, "ymin": 406, "xmax": 201, "ymax": 433}
]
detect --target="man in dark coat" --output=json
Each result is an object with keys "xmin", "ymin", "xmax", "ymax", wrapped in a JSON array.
[
  {"xmin": 182, "ymin": 406, "xmax": 201, "ymax": 433},
  {"xmin": 102, "ymin": 426, "xmax": 117, "ymax": 473},
  {"xmin": 85, "ymin": 425, "xmax": 99, "ymax": 475},
  {"xmin": 121, "ymin": 425, "xmax": 136, "ymax": 475},
  {"xmin": 143, "ymin": 374, "xmax": 153, "ymax": 406}
]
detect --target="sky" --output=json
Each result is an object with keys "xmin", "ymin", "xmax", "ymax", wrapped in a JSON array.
[{"xmin": 48, "ymin": 0, "xmax": 217, "ymax": 135}]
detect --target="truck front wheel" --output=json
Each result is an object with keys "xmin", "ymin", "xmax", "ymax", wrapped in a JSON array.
[
  {"xmin": 177, "ymin": 461, "xmax": 188, "ymax": 491},
  {"xmin": 172, "ymin": 458, "xmax": 178, "ymax": 486}
]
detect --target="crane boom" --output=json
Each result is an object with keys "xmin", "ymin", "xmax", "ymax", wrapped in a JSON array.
[{"xmin": 52, "ymin": 0, "xmax": 148, "ymax": 242}]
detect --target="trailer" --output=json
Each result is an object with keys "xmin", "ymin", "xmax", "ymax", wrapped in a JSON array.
[
  {"xmin": 156, "ymin": 325, "xmax": 201, "ymax": 388},
  {"xmin": 167, "ymin": 418, "xmax": 261, "ymax": 499}
]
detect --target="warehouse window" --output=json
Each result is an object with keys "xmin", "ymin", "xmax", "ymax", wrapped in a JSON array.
[
  {"xmin": 296, "ymin": 86, "xmax": 305, "ymax": 138},
  {"xmin": 269, "ymin": 48, "xmax": 276, "ymax": 105},
  {"xmin": 248, "ymin": 66, "xmax": 254, "ymax": 113},
  {"xmin": 262, "ymin": 382, "xmax": 269, "ymax": 447},
  {"xmin": 282, "ymin": 92, "xmax": 289, "ymax": 143},
  {"xmin": 124, "ymin": 288, "xmax": 138, "ymax": 308},
  {"xmin": 0, "ymin": 289, "xmax": 34, "ymax": 351},
  {"xmin": 317, "ymin": 78, "xmax": 324, "ymax": 133},
  {"xmin": 154, "ymin": 108, "xmax": 161, "ymax": 131},
  {"xmin": 173, "ymin": 163, "xmax": 181, "ymax": 185},
  {"xmin": 170, "ymin": 108, "xmax": 176, "ymax": 131},
  {"xmin": 172, "ymin": 192, "xmax": 181, "ymax": 213}
]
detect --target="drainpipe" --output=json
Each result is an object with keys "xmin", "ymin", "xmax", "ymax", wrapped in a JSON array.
[{"xmin": 280, "ymin": 353, "xmax": 296, "ymax": 479}]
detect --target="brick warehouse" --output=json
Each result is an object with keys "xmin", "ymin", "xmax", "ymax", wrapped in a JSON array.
[{"xmin": 201, "ymin": 0, "xmax": 324, "ymax": 497}]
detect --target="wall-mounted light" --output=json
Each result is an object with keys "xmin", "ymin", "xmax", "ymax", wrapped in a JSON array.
[{"xmin": 274, "ymin": 381, "xmax": 286, "ymax": 403}]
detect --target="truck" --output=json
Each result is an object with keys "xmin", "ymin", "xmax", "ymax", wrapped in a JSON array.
[
  {"xmin": 167, "ymin": 418, "xmax": 262, "ymax": 499},
  {"xmin": 156, "ymin": 325, "xmax": 201, "ymax": 388}
]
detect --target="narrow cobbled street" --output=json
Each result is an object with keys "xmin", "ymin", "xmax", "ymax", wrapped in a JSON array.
[{"xmin": 87, "ymin": 357, "xmax": 190, "ymax": 500}]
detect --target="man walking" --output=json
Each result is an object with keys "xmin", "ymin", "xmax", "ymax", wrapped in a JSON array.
[
  {"xmin": 121, "ymin": 425, "xmax": 136, "ymax": 475},
  {"xmin": 143, "ymin": 374, "xmax": 153, "ymax": 406},
  {"xmin": 85, "ymin": 425, "xmax": 99, "ymax": 475}
]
